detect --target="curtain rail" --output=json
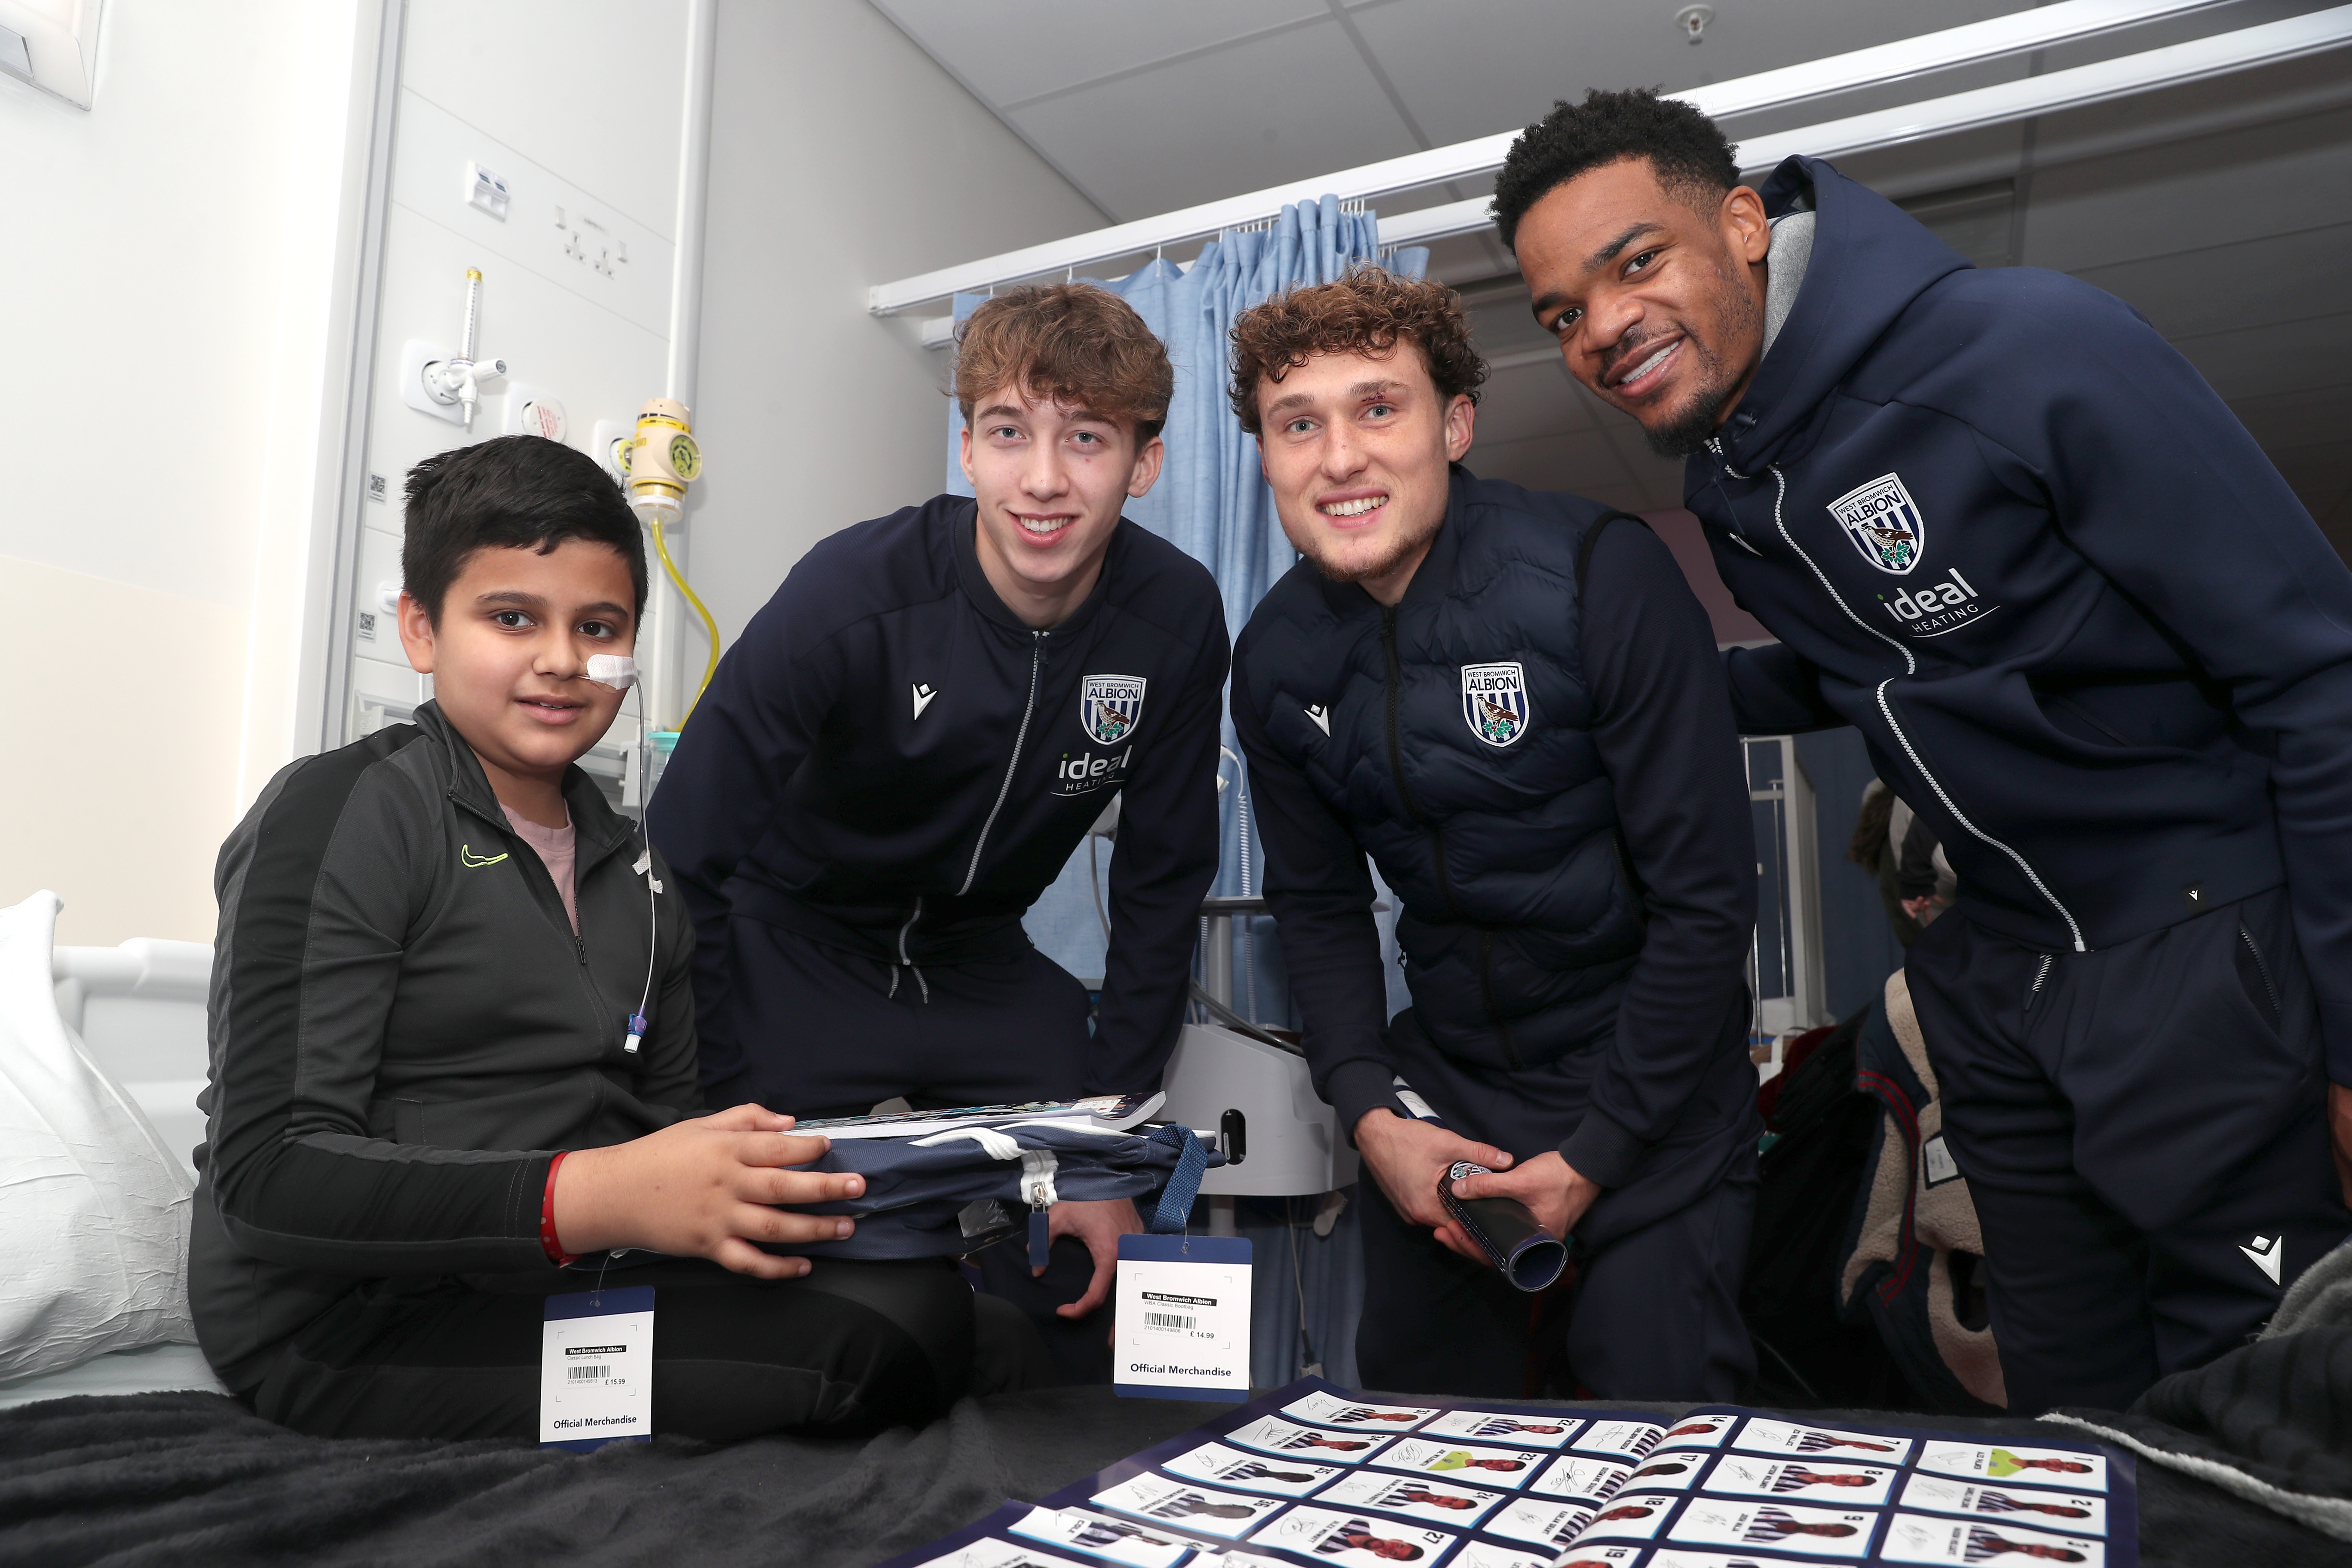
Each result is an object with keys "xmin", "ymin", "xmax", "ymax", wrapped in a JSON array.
[
  {"xmin": 1376, "ymin": 5, "xmax": 2352, "ymax": 252},
  {"xmin": 869, "ymin": 0, "xmax": 2230, "ymax": 315}
]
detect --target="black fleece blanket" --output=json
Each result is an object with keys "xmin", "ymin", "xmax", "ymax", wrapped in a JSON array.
[{"xmin": 1, "ymin": 1389, "xmax": 2340, "ymax": 1567}]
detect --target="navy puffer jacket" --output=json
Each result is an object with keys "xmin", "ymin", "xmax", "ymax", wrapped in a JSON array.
[{"xmin": 1236, "ymin": 469, "xmax": 1644, "ymax": 1072}]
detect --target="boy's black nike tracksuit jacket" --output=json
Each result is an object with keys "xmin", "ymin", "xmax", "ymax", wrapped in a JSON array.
[
  {"xmin": 1692, "ymin": 155, "xmax": 2352, "ymax": 1408},
  {"xmin": 190, "ymin": 702, "xmax": 700, "ymax": 1395},
  {"xmin": 645, "ymin": 496, "xmax": 1229, "ymax": 1105}
]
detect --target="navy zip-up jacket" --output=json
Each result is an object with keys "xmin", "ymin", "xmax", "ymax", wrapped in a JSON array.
[
  {"xmin": 1696, "ymin": 156, "xmax": 2352, "ymax": 1081},
  {"xmin": 646, "ymin": 496, "xmax": 1228, "ymax": 1097},
  {"xmin": 1234, "ymin": 469, "xmax": 1755, "ymax": 1186}
]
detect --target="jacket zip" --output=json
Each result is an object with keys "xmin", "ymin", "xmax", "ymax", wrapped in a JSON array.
[
  {"xmin": 2240, "ymin": 924, "xmax": 2282, "ymax": 1020},
  {"xmin": 959, "ymin": 629, "xmax": 1046, "ymax": 897},
  {"xmin": 1380, "ymin": 607, "xmax": 1515, "ymax": 1066},
  {"xmin": 891, "ymin": 896, "xmax": 928, "ymax": 1003},
  {"xmin": 456, "ymin": 790, "xmax": 620, "ymax": 1046},
  {"xmin": 1379, "ymin": 608, "xmax": 1461, "ymax": 914},
  {"xmin": 1720, "ymin": 452, "xmax": 2086, "ymax": 954},
  {"xmin": 2024, "ymin": 952, "xmax": 2054, "ymax": 1011}
]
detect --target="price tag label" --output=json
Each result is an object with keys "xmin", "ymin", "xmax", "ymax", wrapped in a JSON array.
[
  {"xmin": 1115, "ymin": 1233, "xmax": 1251, "ymax": 1402},
  {"xmin": 540, "ymin": 1285, "xmax": 654, "ymax": 1449}
]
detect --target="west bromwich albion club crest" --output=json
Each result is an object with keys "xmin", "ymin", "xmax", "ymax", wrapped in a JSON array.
[
  {"xmin": 1461, "ymin": 662, "xmax": 1531, "ymax": 748},
  {"xmin": 1080, "ymin": 674, "xmax": 1147, "ymax": 745},
  {"xmin": 1828, "ymin": 473, "xmax": 1926, "ymax": 575}
]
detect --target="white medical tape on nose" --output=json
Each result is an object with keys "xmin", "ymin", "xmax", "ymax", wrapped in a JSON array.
[{"xmin": 585, "ymin": 654, "xmax": 639, "ymax": 690}]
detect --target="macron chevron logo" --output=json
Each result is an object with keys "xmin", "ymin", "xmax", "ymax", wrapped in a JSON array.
[
  {"xmin": 2240, "ymin": 1234, "xmax": 2283, "ymax": 1286},
  {"xmin": 912, "ymin": 682, "xmax": 939, "ymax": 720},
  {"xmin": 1304, "ymin": 704, "xmax": 1331, "ymax": 737}
]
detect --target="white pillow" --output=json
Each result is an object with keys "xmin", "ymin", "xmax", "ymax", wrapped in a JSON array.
[{"xmin": 0, "ymin": 890, "xmax": 197, "ymax": 1381}]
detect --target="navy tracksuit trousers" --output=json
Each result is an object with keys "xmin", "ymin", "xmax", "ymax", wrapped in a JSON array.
[
  {"xmin": 704, "ymin": 917, "xmax": 1112, "ymax": 1385},
  {"xmin": 1358, "ymin": 1008, "xmax": 1760, "ymax": 1402},
  {"xmin": 1906, "ymin": 887, "xmax": 2352, "ymax": 1414}
]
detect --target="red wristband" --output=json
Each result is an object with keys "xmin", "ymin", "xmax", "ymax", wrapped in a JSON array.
[{"xmin": 540, "ymin": 1150, "xmax": 579, "ymax": 1266}]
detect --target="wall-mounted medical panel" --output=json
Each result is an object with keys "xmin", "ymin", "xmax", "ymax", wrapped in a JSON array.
[{"xmin": 387, "ymin": 90, "xmax": 677, "ymax": 339}]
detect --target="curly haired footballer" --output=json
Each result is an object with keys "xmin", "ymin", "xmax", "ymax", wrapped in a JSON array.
[{"xmin": 1227, "ymin": 266, "xmax": 1487, "ymax": 435}]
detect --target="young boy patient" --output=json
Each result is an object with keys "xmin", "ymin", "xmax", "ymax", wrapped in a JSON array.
[{"xmin": 191, "ymin": 436, "xmax": 1014, "ymax": 1439}]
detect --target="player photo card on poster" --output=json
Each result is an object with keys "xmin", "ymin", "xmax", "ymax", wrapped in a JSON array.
[
  {"xmin": 1249, "ymin": 1506, "xmax": 1458, "ymax": 1568},
  {"xmin": 1914, "ymin": 1442, "xmax": 2110, "ymax": 1491},
  {"xmin": 1090, "ymin": 1477, "xmax": 1286, "ymax": 1539},
  {"xmin": 1647, "ymin": 1553, "xmax": 1847, "ymax": 1568},
  {"xmin": 1560, "ymin": 1493, "xmax": 1676, "ymax": 1543},
  {"xmin": 1612, "ymin": 1454, "xmax": 1704, "ymax": 1492},
  {"xmin": 1703, "ymin": 1454, "xmax": 1900, "ymax": 1506},
  {"xmin": 1482, "ymin": 1497, "xmax": 1596, "ymax": 1550},
  {"xmin": 1529, "ymin": 1455, "xmax": 1632, "ymax": 1502},
  {"xmin": 1370, "ymin": 1438, "xmax": 1541, "ymax": 1486},
  {"xmin": 1226, "ymin": 1415, "xmax": 1394, "ymax": 1463},
  {"xmin": 1282, "ymin": 1392, "xmax": 1439, "ymax": 1431},
  {"xmin": 1879, "ymin": 1512, "xmax": 2106, "ymax": 1565},
  {"xmin": 1417, "ymin": 1410, "xmax": 1580, "ymax": 1449},
  {"xmin": 1896, "ymin": 1474, "xmax": 2108, "ymax": 1534},
  {"xmin": 1316, "ymin": 1470, "xmax": 1507, "ymax": 1528},
  {"xmin": 1010, "ymin": 1506, "xmax": 1195, "ymax": 1568},
  {"xmin": 1732, "ymin": 1418, "xmax": 1916, "ymax": 1464},
  {"xmin": 1567, "ymin": 1419, "xmax": 1666, "ymax": 1461},
  {"xmin": 913, "ymin": 1536, "xmax": 1096, "ymax": 1568},
  {"xmin": 1652, "ymin": 1414, "xmax": 1739, "ymax": 1452},
  {"xmin": 1540, "ymin": 1548, "xmax": 1642, "ymax": 1568},
  {"xmin": 1666, "ymin": 1497, "xmax": 1879, "ymax": 1558},
  {"xmin": 1447, "ymin": 1541, "xmax": 1557, "ymax": 1568},
  {"xmin": 1162, "ymin": 1442, "xmax": 1346, "ymax": 1498}
]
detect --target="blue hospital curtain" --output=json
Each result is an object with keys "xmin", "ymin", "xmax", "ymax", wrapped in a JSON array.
[{"xmin": 946, "ymin": 197, "xmax": 1427, "ymax": 1006}]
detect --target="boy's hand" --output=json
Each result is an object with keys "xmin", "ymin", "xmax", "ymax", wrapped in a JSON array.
[{"xmin": 551, "ymin": 1103, "xmax": 863, "ymax": 1279}]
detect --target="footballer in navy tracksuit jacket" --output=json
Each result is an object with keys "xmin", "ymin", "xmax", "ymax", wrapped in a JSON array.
[
  {"xmin": 645, "ymin": 495, "xmax": 1227, "ymax": 1375},
  {"xmin": 1691, "ymin": 156, "xmax": 2352, "ymax": 1411},
  {"xmin": 647, "ymin": 494, "xmax": 1226, "ymax": 1110}
]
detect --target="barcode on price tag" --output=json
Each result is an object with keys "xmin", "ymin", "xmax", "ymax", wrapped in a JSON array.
[
  {"xmin": 1142, "ymin": 1311, "xmax": 1196, "ymax": 1330},
  {"xmin": 568, "ymin": 1364, "xmax": 611, "ymax": 1381}
]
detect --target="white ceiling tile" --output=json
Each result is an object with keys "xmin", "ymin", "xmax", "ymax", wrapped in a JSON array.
[
  {"xmin": 2225, "ymin": 383, "xmax": 2352, "ymax": 460},
  {"xmin": 2173, "ymin": 312, "xmax": 2352, "ymax": 404},
  {"xmin": 1469, "ymin": 359, "xmax": 1590, "ymax": 447},
  {"xmin": 1348, "ymin": 0, "xmax": 2024, "ymax": 151},
  {"xmin": 870, "ymin": 0, "xmax": 1326, "ymax": 112},
  {"xmin": 1006, "ymin": 24, "xmax": 1421, "ymax": 220},
  {"xmin": 2071, "ymin": 223, "xmax": 2352, "ymax": 340},
  {"xmin": 2024, "ymin": 101, "xmax": 2352, "ymax": 274}
]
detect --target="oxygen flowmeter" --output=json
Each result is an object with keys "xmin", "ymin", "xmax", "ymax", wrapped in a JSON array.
[
  {"xmin": 609, "ymin": 398, "xmax": 702, "ymax": 528},
  {"xmin": 610, "ymin": 399, "xmax": 721, "ymax": 740}
]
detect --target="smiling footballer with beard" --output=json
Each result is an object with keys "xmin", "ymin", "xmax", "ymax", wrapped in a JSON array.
[{"xmin": 1494, "ymin": 86, "xmax": 2352, "ymax": 1416}]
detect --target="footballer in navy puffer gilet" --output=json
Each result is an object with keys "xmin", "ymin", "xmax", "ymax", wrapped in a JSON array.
[{"xmin": 1236, "ymin": 467, "xmax": 1646, "ymax": 1074}]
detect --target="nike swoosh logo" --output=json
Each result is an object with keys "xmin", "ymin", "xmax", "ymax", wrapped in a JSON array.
[
  {"xmin": 459, "ymin": 844, "xmax": 509, "ymax": 869},
  {"xmin": 912, "ymin": 682, "xmax": 939, "ymax": 720},
  {"xmin": 1305, "ymin": 704, "xmax": 1331, "ymax": 737},
  {"xmin": 2241, "ymin": 1234, "xmax": 2282, "ymax": 1285}
]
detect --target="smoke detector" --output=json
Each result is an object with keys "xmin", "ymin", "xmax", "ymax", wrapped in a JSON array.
[{"xmin": 1676, "ymin": 5, "xmax": 1713, "ymax": 46}]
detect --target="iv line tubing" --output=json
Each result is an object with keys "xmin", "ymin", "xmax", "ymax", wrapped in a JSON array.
[{"xmin": 651, "ymin": 518, "xmax": 721, "ymax": 726}]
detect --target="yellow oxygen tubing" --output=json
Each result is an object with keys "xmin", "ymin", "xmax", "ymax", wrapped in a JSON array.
[{"xmin": 650, "ymin": 517, "xmax": 722, "ymax": 726}]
